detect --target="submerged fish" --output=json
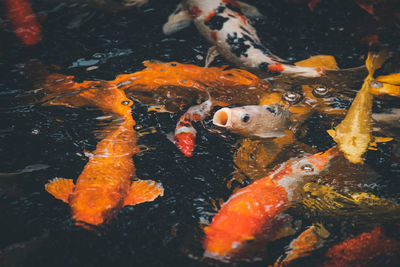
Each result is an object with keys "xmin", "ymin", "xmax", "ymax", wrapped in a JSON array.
[
  {"xmin": 174, "ymin": 94, "xmax": 213, "ymax": 157},
  {"xmin": 163, "ymin": 0, "xmax": 325, "ymax": 77},
  {"xmin": 322, "ymin": 226, "xmax": 400, "ymax": 267},
  {"xmin": 4, "ymin": 0, "xmax": 42, "ymax": 45},
  {"xmin": 203, "ymin": 146, "xmax": 340, "ymax": 260},
  {"xmin": 44, "ymin": 83, "xmax": 163, "ymax": 227},
  {"xmin": 213, "ymin": 104, "xmax": 289, "ymax": 138},
  {"xmin": 0, "ymin": 164, "xmax": 49, "ymax": 177}
]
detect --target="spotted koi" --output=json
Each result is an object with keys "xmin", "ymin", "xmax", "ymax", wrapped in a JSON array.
[
  {"xmin": 174, "ymin": 94, "xmax": 213, "ymax": 157},
  {"xmin": 163, "ymin": 0, "xmax": 325, "ymax": 77}
]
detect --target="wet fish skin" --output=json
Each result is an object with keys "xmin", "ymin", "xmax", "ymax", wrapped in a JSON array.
[
  {"xmin": 163, "ymin": 0, "xmax": 324, "ymax": 77},
  {"xmin": 213, "ymin": 104, "xmax": 290, "ymax": 138},
  {"xmin": 203, "ymin": 146, "xmax": 340, "ymax": 260}
]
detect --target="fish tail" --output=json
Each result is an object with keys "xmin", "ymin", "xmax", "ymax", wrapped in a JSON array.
[{"xmin": 366, "ymin": 50, "xmax": 388, "ymax": 76}]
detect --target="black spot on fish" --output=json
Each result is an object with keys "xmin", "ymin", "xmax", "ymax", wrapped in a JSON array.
[
  {"xmin": 205, "ymin": 15, "xmax": 229, "ymax": 31},
  {"xmin": 228, "ymin": 14, "xmax": 236, "ymax": 18},
  {"xmin": 216, "ymin": 5, "xmax": 225, "ymax": 14},
  {"xmin": 242, "ymin": 33, "xmax": 273, "ymax": 57},
  {"xmin": 239, "ymin": 26, "xmax": 251, "ymax": 35},
  {"xmin": 226, "ymin": 3, "xmax": 242, "ymax": 14},
  {"xmin": 226, "ymin": 32, "xmax": 251, "ymax": 57},
  {"xmin": 258, "ymin": 62, "xmax": 269, "ymax": 71}
]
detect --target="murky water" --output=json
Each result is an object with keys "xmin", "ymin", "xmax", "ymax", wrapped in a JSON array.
[{"xmin": 1, "ymin": 0, "xmax": 399, "ymax": 266}]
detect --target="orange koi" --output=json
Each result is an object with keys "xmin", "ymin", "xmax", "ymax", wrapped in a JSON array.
[
  {"xmin": 43, "ymin": 79, "xmax": 163, "ymax": 227},
  {"xmin": 113, "ymin": 61, "xmax": 269, "ymax": 106},
  {"xmin": 4, "ymin": 0, "xmax": 42, "ymax": 45},
  {"xmin": 203, "ymin": 146, "xmax": 340, "ymax": 260},
  {"xmin": 174, "ymin": 95, "xmax": 213, "ymax": 157}
]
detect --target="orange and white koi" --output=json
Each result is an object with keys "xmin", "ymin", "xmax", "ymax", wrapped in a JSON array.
[
  {"xmin": 203, "ymin": 146, "xmax": 340, "ymax": 260},
  {"xmin": 174, "ymin": 95, "xmax": 213, "ymax": 157},
  {"xmin": 163, "ymin": 0, "xmax": 325, "ymax": 77}
]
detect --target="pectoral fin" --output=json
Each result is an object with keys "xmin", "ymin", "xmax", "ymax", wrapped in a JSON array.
[
  {"xmin": 237, "ymin": 1, "xmax": 263, "ymax": 19},
  {"xmin": 123, "ymin": 179, "xmax": 164, "ymax": 206},
  {"xmin": 45, "ymin": 178, "xmax": 74, "ymax": 203},
  {"xmin": 276, "ymin": 224, "xmax": 329, "ymax": 265},
  {"xmin": 163, "ymin": 4, "xmax": 192, "ymax": 35},
  {"xmin": 254, "ymin": 131, "xmax": 286, "ymax": 139}
]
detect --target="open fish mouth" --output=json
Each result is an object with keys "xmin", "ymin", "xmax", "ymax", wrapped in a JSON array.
[{"xmin": 213, "ymin": 108, "xmax": 232, "ymax": 128}]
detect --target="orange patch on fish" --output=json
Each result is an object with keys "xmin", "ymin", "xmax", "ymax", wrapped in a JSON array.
[
  {"xmin": 175, "ymin": 132, "xmax": 196, "ymax": 157},
  {"xmin": 204, "ymin": 11, "xmax": 216, "ymax": 22},
  {"xmin": 203, "ymin": 178, "xmax": 288, "ymax": 257},
  {"xmin": 188, "ymin": 6, "xmax": 202, "ymax": 19},
  {"xmin": 268, "ymin": 64, "xmax": 285, "ymax": 73}
]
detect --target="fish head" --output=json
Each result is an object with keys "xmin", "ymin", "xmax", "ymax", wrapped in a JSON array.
[
  {"xmin": 212, "ymin": 104, "xmax": 289, "ymax": 137},
  {"xmin": 286, "ymin": 146, "xmax": 341, "ymax": 178}
]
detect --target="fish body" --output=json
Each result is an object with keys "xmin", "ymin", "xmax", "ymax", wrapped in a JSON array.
[
  {"xmin": 5, "ymin": 0, "xmax": 42, "ymax": 45},
  {"xmin": 0, "ymin": 164, "xmax": 49, "ymax": 177},
  {"xmin": 163, "ymin": 0, "xmax": 324, "ymax": 77},
  {"xmin": 44, "ymin": 84, "xmax": 163, "ymax": 227},
  {"xmin": 203, "ymin": 146, "xmax": 339, "ymax": 260},
  {"xmin": 174, "ymin": 96, "xmax": 213, "ymax": 157},
  {"xmin": 213, "ymin": 104, "xmax": 289, "ymax": 138}
]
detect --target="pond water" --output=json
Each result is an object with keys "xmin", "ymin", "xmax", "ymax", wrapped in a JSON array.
[{"xmin": 0, "ymin": 0, "xmax": 399, "ymax": 266}]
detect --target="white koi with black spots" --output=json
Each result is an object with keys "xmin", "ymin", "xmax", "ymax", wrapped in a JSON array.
[{"xmin": 163, "ymin": 0, "xmax": 325, "ymax": 77}]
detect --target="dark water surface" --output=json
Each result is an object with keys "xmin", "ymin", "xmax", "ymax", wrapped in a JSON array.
[{"xmin": 1, "ymin": 0, "xmax": 400, "ymax": 266}]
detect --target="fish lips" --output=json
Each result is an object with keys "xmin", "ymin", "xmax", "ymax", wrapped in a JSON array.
[{"xmin": 212, "ymin": 108, "xmax": 233, "ymax": 129}]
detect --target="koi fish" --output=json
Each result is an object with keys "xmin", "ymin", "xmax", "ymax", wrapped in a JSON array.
[
  {"xmin": 174, "ymin": 94, "xmax": 213, "ymax": 157},
  {"xmin": 203, "ymin": 146, "xmax": 340, "ymax": 260},
  {"xmin": 43, "ymin": 82, "xmax": 163, "ymax": 227},
  {"xmin": 4, "ymin": 0, "xmax": 42, "ymax": 45},
  {"xmin": 0, "ymin": 164, "xmax": 49, "ymax": 177},
  {"xmin": 322, "ymin": 226, "xmax": 400, "ymax": 267},
  {"xmin": 163, "ymin": 0, "xmax": 325, "ymax": 77},
  {"xmin": 212, "ymin": 104, "xmax": 290, "ymax": 138},
  {"xmin": 331, "ymin": 51, "xmax": 388, "ymax": 164}
]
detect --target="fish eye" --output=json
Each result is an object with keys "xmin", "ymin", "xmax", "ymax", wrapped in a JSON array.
[
  {"xmin": 282, "ymin": 91, "xmax": 301, "ymax": 105},
  {"xmin": 312, "ymin": 86, "xmax": 330, "ymax": 98},
  {"xmin": 300, "ymin": 164, "xmax": 314, "ymax": 172},
  {"xmin": 121, "ymin": 100, "xmax": 131, "ymax": 105},
  {"xmin": 241, "ymin": 113, "xmax": 250, "ymax": 123},
  {"xmin": 370, "ymin": 81, "xmax": 382, "ymax": 89}
]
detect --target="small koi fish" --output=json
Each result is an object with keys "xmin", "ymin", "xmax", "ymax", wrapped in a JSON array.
[
  {"xmin": 174, "ymin": 94, "xmax": 213, "ymax": 157},
  {"xmin": 203, "ymin": 146, "xmax": 340, "ymax": 260},
  {"xmin": 163, "ymin": 0, "xmax": 325, "ymax": 77},
  {"xmin": 5, "ymin": 0, "xmax": 42, "ymax": 45}
]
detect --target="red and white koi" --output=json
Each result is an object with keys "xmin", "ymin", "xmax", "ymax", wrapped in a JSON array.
[
  {"xmin": 163, "ymin": 0, "xmax": 325, "ymax": 77},
  {"xmin": 174, "ymin": 95, "xmax": 213, "ymax": 157},
  {"xmin": 203, "ymin": 146, "xmax": 340, "ymax": 260}
]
